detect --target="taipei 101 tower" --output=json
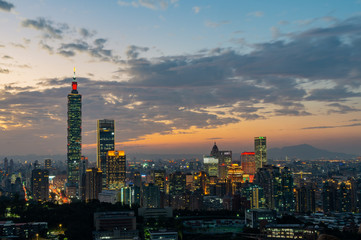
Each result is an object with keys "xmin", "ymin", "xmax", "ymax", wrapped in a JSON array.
[{"xmin": 67, "ymin": 68, "xmax": 82, "ymax": 197}]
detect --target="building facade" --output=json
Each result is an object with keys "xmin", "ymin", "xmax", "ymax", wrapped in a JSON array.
[
  {"xmin": 31, "ymin": 169, "xmax": 49, "ymax": 202},
  {"xmin": 67, "ymin": 69, "xmax": 82, "ymax": 194},
  {"xmin": 106, "ymin": 150, "xmax": 126, "ymax": 190},
  {"xmin": 97, "ymin": 119, "xmax": 115, "ymax": 187},
  {"xmin": 254, "ymin": 137, "xmax": 267, "ymax": 170},
  {"xmin": 85, "ymin": 168, "xmax": 103, "ymax": 202}
]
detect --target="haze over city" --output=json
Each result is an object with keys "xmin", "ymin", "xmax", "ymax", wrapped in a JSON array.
[{"xmin": 1, "ymin": 0, "xmax": 361, "ymax": 156}]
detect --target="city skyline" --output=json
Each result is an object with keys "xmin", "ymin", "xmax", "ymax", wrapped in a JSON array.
[{"xmin": 1, "ymin": 0, "xmax": 361, "ymax": 156}]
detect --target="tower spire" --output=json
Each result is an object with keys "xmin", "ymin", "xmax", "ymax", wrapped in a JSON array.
[
  {"xmin": 71, "ymin": 68, "xmax": 78, "ymax": 92},
  {"xmin": 73, "ymin": 67, "xmax": 76, "ymax": 81}
]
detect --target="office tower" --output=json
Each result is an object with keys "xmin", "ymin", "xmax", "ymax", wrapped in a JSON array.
[
  {"xmin": 218, "ymin": 151, "xmax": 232, "ymax": 179},
  {"xmin": 31, "ymin": 169, "xmax": 49, "ymax": 202},
  {"xmin": 280, "ymin": 167, "xmax": 295, "ymax": 212},
  {"xmin": 106, "ymin": 151, "xmax": 126, "ymax": 190},
  {"xmin": 9, "ymin": 159, "xmax": 13, "ymax": 175},
  {"xmin": 193, "ymin": 171, "xmax": 209, "ymax": 195},
  {"xmin": 97, "ymin": 119, "xmax": 115, "ymax": 187},
  {"xmin": 142, "ymin": 183, "xmax": 161, "ymax": 208},
  {"xmin": 203, "ymin": 156, "xmax": 218, "ymax": 177},
  {"xmin": 79, "ymin": 156, "xmax": 89, "ymax": 200},
  {"xmin": 3, "ymin": 157, "xmax": 8, "ymax": 173},
  {"xmin": 254, "ymin": 137, "xmax": 267, "ymax": 169},
  {"xmin": 227, "ymin": 164, "xmax": 243, "ymax": 183},
  {"xmin": 152, "ymin": 170, "xmax": 166, "ymax": 192},
  {"xmin": 241, "ymin": 183, "xmax": 265, "ymax": 209},
  {"xmin": 210, "ymin": 142, "xmax": 219, "ymax": 157},
  {"xmin": 241, "ymin": 152, "xmax": 256, "ymax": 175},
  {"xmin": 254, "ymin": 165, "xmax": 283, "ymax": 211},
  {"xmin": 255, "ymin": 166, "xmax": 295, "ymax": 212},
  {"xmin": 133, "ymin": 172, "xmax": 142, "ymax": 188},
  {"xmin": 67, "ymin": 69, "xmax": 82, "ymax": 193},
  {"xmin": 44, "ymin": 159, "xmax": 51, "ymax": 170},
  {"xmin": 169, "ymin": 171, "xmax": 186, "ymax": 196},
  {"xmin": 85, "ymin": 168, "xmax": 103, "ymax": 202}
]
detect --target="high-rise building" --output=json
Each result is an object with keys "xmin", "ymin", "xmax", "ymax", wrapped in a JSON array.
[
  {"xmin": 295, "ymin": 184, "xmax": 316, "ymax": 213},
  {"xmin": 254, "ymin": 137, "xmax": 267, "ymax": 169},
  {"xmin": 67, "ymin": 69, "xmax": 82, "ymax": 193},
  {"xmin": 169, "ymin": 171, "xmax": 186, "ymax": 196},
  {"xmin": 85, "ymin": 168, "xmax": 103, "ymax": 202},
  {"xmin": 31, "ymin": 169, "xmax": 49, "ymax": 202},
  {"xmin": 219, "ymin": 151, "xmax": 232, "ymax": 179},
  {"xmin": 142, "ymin": 183, "xmax": 161, "ymax": 208},
  {"xmin": 3, "ymin": 157, "xmax": 8, "ymax": 174},
  {"xmin": 106, "ymin": 151, "xmax": 126, "ymax": 190},
  {"xmin": 241, "ymin": 152, "xmax": 256, "ymax": 175},
  {"xmin": 203, "ymin": 156, "xmax": 218, "ymax": 177},
  {"xmin": 255, "ymin": 165, "xmax": 295, "ymax": 212},
  {"xmin": 9, "ymin": 159, "xmax": 13, "ymax": 175},
  {"xmin": 79, "ymin": 156, "xmax": 89, "ymax": 200},
  {"xmin": 44, "ymin": 159, "xmax": 52, "ymax": 170},
  {"xmin": 97, "ymin": 119, "xmax": 115, "ymax": 187},
  {"xmin": 152, "ymin": 170, "xmax": 166, "ymax": 192}
]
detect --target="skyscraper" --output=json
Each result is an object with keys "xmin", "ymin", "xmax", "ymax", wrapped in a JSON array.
[
  {"xmin": 106, "ymin": 150, "xmax": 126, "ymax": 190},
  {"xmin": 97, "ymin": 119, "xmax": 115, "ymax": 187},
  {"xmin": 31, "ymin": 169, "xmax": 49, "ymax": 202},
  {"xmin": 44, "ymin": 159, "xmax": 52, "ymax": 170},
  {"xmin": 241, "ymin": 152, "xmax": 256, "ymax": 175},
  {"xmin": 67, "ymin": 69, "xmax": 82, "ymax": 195},
  {"xmin": 254, "ymin": 137, "xmax": 267, "ymax": 169},
  {"xmin": 85, "ymin": 168, "xmax": 103, "ymax": 202}
]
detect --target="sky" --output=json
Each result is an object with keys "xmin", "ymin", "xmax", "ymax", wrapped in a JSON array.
[{"xmin": 1, "ymin": 0, "xmax": 361, "ymax": 156}]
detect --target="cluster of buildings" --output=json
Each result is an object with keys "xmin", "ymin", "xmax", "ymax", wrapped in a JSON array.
[{"xmin": 1, "ymin": 72, "xmax": 361, "ymax": 239}]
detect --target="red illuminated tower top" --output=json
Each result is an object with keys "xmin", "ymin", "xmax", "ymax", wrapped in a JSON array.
[{"xmin": 71, "ymin": 67, "xmax": 78, "ymax": 93}]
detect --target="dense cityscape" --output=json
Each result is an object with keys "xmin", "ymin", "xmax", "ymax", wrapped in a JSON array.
[
  {"xmin": 0, "ymin": 71, "xmax": 360, "ymax": 239},
  {"xmin": 2, "ymin": 1, "xmax": 361, "ymax": 240}
]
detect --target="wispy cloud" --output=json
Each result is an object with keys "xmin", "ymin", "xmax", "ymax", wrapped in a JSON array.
[
  {"xmin": 192, "ymin": 6, "xmax": 200, "ymax": 14},
  {"xmin": 0, "ymin": 0, "xmax": 14, "ymax": 12},
  {"xmin": 302, "ymin": 123, "xmax": 361, "ymax": 130},
  {"xmin": 0, "ymin": 68, "xmax": 9, "ymax": 74},
  {"xmin": 247, "ymin": 11, "xmax": 264, "ymax": 17},
  {"xmin": 205, "ymin": 20, "xmax": 230, "ymax": 28},
  {"xmin": 117, "ymin": 0, "xmax": 178, "ymax": 10},
  {"xmin": 21, "ymin": 18, "xmax": 69, "ymax": 39}
]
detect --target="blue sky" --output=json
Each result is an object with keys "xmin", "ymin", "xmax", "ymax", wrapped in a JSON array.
[{"xmin": 1, "ymin": 0, "xmax": 361, "ymax": 156}]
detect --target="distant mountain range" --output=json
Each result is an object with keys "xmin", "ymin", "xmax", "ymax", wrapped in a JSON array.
[
  {"xmin": 0, "ymin": 144, "xmax": 357, "ymax": 163},
  {"xmin": 268, "ymin": 144, "xmax": 357, "ymax": 160}
]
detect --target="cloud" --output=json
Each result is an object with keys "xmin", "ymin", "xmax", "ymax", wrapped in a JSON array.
[
  {"xmin": 4, "ymin": 15, "xmax": 361, "ymax": 154},
  {"xmin": 58, "ymin": 50, "xmax": 75, "ymax": 57},
  {"xmin": 0, "ymin": 0, "xmax": 14, "ymax": 12},
  {"xmin": 327, "ymin": 103, "xmax": 360, "ymax": 114},
  {"xmin": 0, "ymin": 68, "xmax": 9, "ymax": 74},
  {"xmin": 247, "ymin": 11, "xmax": 264, "ymax": 17},
  {"xmin": 11, "ymin": 43, "xmax": 25, "ymax": 48},
  {"xmin": 192, "ymin": 6, "xmax": 200, "ymax": 14},
  {"xmin": 79, "ymin": 28, "xmax": 95, "ymax": 38},
  {"xmin": 306, "ymin": 87, "xmax": 361, "ymax": 102},
  {"xmin": 21, "ymin": 18, "xmax": 68, "ymax": 39},
  {"xmin": 39, "ymin": 41, "xmax": 54, "ymax": 54},
  {"xmin": 57, "ymin": 39, "xmax": 119, "ymax": 62},
  {"xmin": 302, "ymin": 123, "xmax": 361, "ymax": 130},
  {"xmin": 117, "ymin": 0, "xmax": 178, "ymax": 10},
  {"xmin": 205, "ymin": 20, "xmax": 230, "ymax": 28},
  {"xmin": 126, "ymin": 45, "xmax": 149, "ymax": 59}
]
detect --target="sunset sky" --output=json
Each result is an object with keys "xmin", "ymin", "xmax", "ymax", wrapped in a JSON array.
[{"xmin": 1, "ymin": 0, "xmax": 361, "ymax": 156}]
